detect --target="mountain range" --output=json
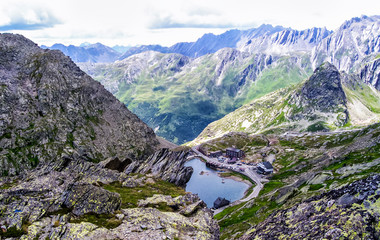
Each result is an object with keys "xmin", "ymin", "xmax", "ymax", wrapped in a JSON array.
[
  {"xmin": 1, "ymin": 14, "xmax": 380, "ymax": 240},
  {"xmin": 76, "ymin": 15, "xmax": 380, "ymax": 144},
  {"xmin": 42, "ymin": 42, "xmax": 122, "ymax": 63}
]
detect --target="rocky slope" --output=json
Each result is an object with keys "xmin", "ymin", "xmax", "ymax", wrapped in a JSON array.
[
  {"xmin": 0, "ymin": 33, "xmax": 219, "ymax": 239},
  {"xmin": 242, "ymin": 175, "xmax": 380, "ymax": 239},
  {"xmin": 0, "ymin": 148, "xmax": 218, "ymax": 239},
  {"xmin": 359, "ymin": 57, "xmax": 380, "ymax": 90},
  {"xmin": 209, "ymin": 121, "xmax": 380, "ymax": 239},
  {"xmin": 312, "ymin": 15, "xmax": 380, "ymax": 72},
  {"xmin": 239, "ymin": 27, "xmax": 331, "ymax": 55},
  {"xmin": 190, "ymin": 62, "xmax": 380, "ymax": 145},
  {"xmin": 43, "ymin": 43, "xmax": 121, "ymax": 63},
  {"xmin": 0, "ymin": 33, "xmax": 158, "ymax": 176}
]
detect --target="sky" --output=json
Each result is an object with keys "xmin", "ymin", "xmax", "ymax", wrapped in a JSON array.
[{"xmin": 0, "ymin": 0, "xmax": 380, "ymax": 47}]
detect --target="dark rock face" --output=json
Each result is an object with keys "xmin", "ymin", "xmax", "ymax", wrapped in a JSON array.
[
  {"xmin": 300, "ymin": 62, "xmax": 346, "ymax": 112},
  {"xmin": 99, "ymin": 157, "xmax": 132, "ymax": 172},
  {"xmin": 125, "ymin": 148, "xmax": 193, "ymax": 187},
  {"xmin": 0, "ymin": 33, "xmax": 159, "ymax": 176},
  {"xmin": 289, "ymin": 62, "xmax": 348, "ymax": 127},
  {"xmin": 243, "ymin": 175, "xmax": 380, "ymax": 240},
  {"xmin": 62, "ymin": 183, "xmax": 121, "ymax": 216},
  {"xmin": 360, "ymin": 58, "xmax": 380, "ymax": 90}
]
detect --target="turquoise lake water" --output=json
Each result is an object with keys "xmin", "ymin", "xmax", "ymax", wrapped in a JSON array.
[{"xmin": 184, "ymin": 158, "xmax": 249, "ymax": 207}]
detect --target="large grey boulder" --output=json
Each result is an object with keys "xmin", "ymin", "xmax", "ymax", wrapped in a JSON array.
[{"xmin": 62, "ymin": 183, "xmax": 121, "ymax": 216}]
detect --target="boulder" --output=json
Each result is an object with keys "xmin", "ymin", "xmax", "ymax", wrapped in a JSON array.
[{"xmin": 62, "ymin": 183, "xmax": 121, "ymax": 215}]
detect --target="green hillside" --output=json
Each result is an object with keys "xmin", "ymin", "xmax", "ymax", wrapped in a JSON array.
[{"xmin": 82, "ymin": 50, "xmax": 311, "ymax": 144}]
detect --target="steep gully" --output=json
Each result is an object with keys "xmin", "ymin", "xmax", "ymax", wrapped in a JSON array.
[{"xmin": 190, "ymin": 146, "xmax": 264, "ymax": 215}]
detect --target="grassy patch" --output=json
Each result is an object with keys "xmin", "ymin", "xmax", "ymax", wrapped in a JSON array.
[
  {"xmin": 219, "ymin": 171, "xmax": 255, "ymax": 184},
  {"xmin": 270, "ymin": 170, "xmax": 296, "ymax": 180},
  {"xmin": 309, "ymin": 184, "xmax": 324, "ymax": 191},
  {"xmin": 102, "ymin": 180, "xmax": 186, "ymax": 209},
  {"xmin": 306, "ymin": 121, "xmax": 328, "ymax": 132},
  {"xmin": 70, "ymin": 213, "xmax": 122, "ymax": 229},
  {"xmin": 324, "ymin": 144, "xmax": 380, "ymax": 171},
  {"xmin": 0, "ymin": 180, "xmax": 17, "ymax": 189},
  {"xmin": 0, "ymin": 222, "xmax": 30, "ymax": 238},
  {"xmin": 260, "ymin": 181, "xmax": 285, "ymax": 196}
]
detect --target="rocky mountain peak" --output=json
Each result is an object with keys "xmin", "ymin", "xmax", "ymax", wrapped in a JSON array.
[
  {"xmin": 288, "ymin": 62, "xmax": 348, "ymax": 127},
  {"xmin": 312, "ymin": 15, "xmax": 380, "ymax": 72},
  {"xmin": 0, "ymin": 33, "xmax": 159, "ymax": 176},
  {"xmin": 299, "ymin": 62, "xmax": 346, "ymax": 111}
]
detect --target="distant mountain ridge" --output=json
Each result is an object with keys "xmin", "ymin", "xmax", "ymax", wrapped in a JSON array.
[
  {"xmin": 42, "ymin": 42, "xmax": 122, "ymax": 63},
  {"xmin": 118, "ymin": 24, "xmax": 286, "ymax": 59},
  {"xmin": 312, "ymin": 15, "xmax": 380, "ymax": 72},
  {"xmin": 58, "ymin": 15, "xmax": 380, "ymax": 144}
]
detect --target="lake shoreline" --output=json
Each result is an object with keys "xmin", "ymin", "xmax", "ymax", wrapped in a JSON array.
[
  {"xmin": 217, "ymin": 172, "xmax": 254, "ymax": 197},
  {"xmin": 185, "ymin": 158, "xmax": 250, "ymax": 207}
]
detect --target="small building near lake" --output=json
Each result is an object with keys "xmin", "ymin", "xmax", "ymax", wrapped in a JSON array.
[
  {"xmin": 209, "ymin": 150, "xmax": 223, "ymax": 158},
  {"xmin": 213, "ymin": 197, "xmax": 230, "ymax": 209},
  {"xmin": 226, "ymin": 148, "xmax": 244, "ymax": 158},
  {"xmin": 257, "ymin": 161, "xmax": 273, "ymax": 175}
]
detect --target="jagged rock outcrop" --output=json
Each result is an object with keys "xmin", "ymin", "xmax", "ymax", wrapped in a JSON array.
[
  {"xmin": 240, "ymin": 27, "xmax": 331, "ymax": 55},
  {"xmin": 360, "ymin": 58, "xmax": 380, "ymax": 90},
  {"xmin": 62, "ymin": 183, "xmax": 121, "ymax": 216},
  {"xmin": 312, "ymin": 15, "xmax": 380, "ymax": 72},
  {"xmin": 288, "ymin": 62, "xmax": 348, "ymax": 126},
  {"xmin": 0, "ymin": 157, "xmax": 126, "ymax": 230},
  {"xmin": 0, "ymin": 33, "xmax": 159, "ymax": 176},
  {"xmin": 126, "ymin": 148, "xmax": 193, "ymax": 187},
  {"xmin": 241, "ymin": 175, "xmax": 380, "ymax": 240}
]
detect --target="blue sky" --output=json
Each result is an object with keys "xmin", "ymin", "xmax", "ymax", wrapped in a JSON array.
[{"xmin": 1, "ymin": 0, "xmax": 380, "ymax": 47}]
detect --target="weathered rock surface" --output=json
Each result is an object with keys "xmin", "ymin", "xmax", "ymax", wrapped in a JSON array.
[
  {"xmin": 360, "ymin": 58, "xmax": 380, "ymax": 90},
  {"xmin": 126, "ymin": 148, "xmax": 193, "ymax": 187},
  {"xmin": 289, "ymin": 62, "xmax": 348, "ymax": 126},
  {"xmin": 241, "ymin": 175, "xmax": 380, "ymax": 240},
  {"xmin": 22, "ymin": 206, "xmax": 219, "ymax": 240},
  {"xmin": 0, "ymin": 155, "xmax": 219, "ymax": 239},
  {"xmin": 62, "ymin": 183, "xmax": 121, "ymax": 216},
  {"xmin": 0, "ymin": 157, "xmax": 126, "ymax": 230},
  {"xmin": 312, "ymin": 15, "xmax": 380, "ymax": 72},
  {"xmin": 0, "ymin": 33, "xmax": 159, "ymax": 176}
]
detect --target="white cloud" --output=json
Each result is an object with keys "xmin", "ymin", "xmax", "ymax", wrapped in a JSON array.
[
  {"xmin": 1, "ymin": 0, "xmax": 380, "ymax": 46},
  {"xmin": 0, "ymin": 1, "xmax": 61, "ymax": 31}
]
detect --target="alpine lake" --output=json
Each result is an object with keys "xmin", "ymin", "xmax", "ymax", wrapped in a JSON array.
[{"xmin": 184, "ymin": 158, "xmax": 250, "ymax": 207}]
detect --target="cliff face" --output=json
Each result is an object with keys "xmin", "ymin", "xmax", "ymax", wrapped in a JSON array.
[
  {"xmin": 288, "ymin": 62, "xmax": 348, "ymax": 126},
  {"xmin": 360, "ymin": 58, "xmax": 380, "ymax": 90},
  {"xmin": 125, "ymin": 148, "xmax": 193, "ymax": 187},
  {"xmin": 312, "ymin": 15, "xmax": 380, "ymax": 72},
  {"xmin": 0, "ymin": 33, "xmax": 159, "ymax": 176},
  {"xmin": 240, "ymin": 27, "xmax": 331, "ymax": 55}
]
